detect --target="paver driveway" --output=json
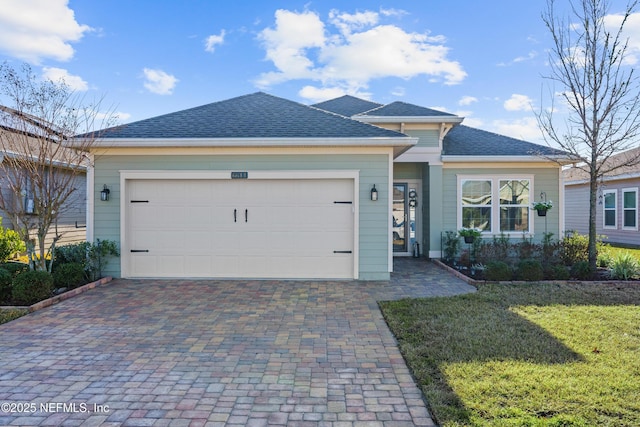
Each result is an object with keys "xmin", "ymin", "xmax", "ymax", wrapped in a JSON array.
[{"xmin": 0, "ymin": 259, "xmax": 474, "ymax": 426}]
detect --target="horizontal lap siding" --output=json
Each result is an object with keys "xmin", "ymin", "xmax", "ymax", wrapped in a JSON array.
[
  {"xmin": 93, "ymin": 153, "xmax": 390, "ymax": 279},
  {"xmin": 404, "ymin": 129, "xmax": 439, "ymax": 148},
  {"xmin": 585, "ymin": 178, "xmax": 640, "ymax": 246},
  {"xmin": 442, "ymin": 166, "xmax": 561, "ymax": 242},
  {"xmin": 564, "ymin": 183, "xmax": 590, "ymax": 235}
]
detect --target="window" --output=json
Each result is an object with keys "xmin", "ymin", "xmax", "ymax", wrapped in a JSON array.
[
  {"xmin": 461, "ymin": 180, "xmax": 492, "ymax": 231},
  {"xmin": 459, "ymin": 176, "xmax": 531, "ymax": 234},
  {"xmin": 499, "ymin": 180, "xmax": 530, "ymax": 233},
  {"xmin": 603, "ymin": 190, "xmax": 617, "ymax": 228},
  {"xmin": 623, "ymin": 188, "xmax": 638, "ymax": 229}
]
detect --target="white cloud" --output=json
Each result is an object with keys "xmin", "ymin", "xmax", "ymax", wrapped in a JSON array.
[
  {"xmin": 0, "ymin": 0, "xmax": 91, "ymax": 64},
  {"xmin": 142, "ymin": 68, "xmax": 178, "ymax": 95},
  {"xmin": 491, "ymin": 116, "xmax": 544, "ymax": 142},
  {"xmin": 504, "ymin": 94, "xmax": 533, "ymax": 111},
  {"xmin": 604, "ymin": 12, "xmax": 640, "ymax": 65},
  {"xmin": 204, "ymin": 30, "xmax": 226, "ymax": 53},
  {"xmin": 42, "ymin": 67, "xmax": 88, "ymax": 91},
  {"xmin": 255, "ymin": 8, "xmax": 466, "ymax": 100},
  {"xmin": 329, "ymin": 9, "xmax": 379, "ymax": 35},
  {"xmin": 255, "ymin": 9, "xmax": 326, "ymax": 87},
  {"xmin": 458, "ymin": 96, "xmax": 478, "ymax": 106},
  {"xmin": 299, "ymin": 86, "xmax": 347, "ymax": 103}
]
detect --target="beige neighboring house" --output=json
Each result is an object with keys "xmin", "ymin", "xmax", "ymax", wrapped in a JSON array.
[
  {"xmin": 563, "ymin": 146, "xmax": 640, "ymax": 247},
  {"xmin": 0, "ymin": 105, "xmax": 86, "ymax": 249}
]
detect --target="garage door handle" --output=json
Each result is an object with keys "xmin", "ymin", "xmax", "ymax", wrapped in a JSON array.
[
  {"xmin": 333, "ymin": 250, "xmax": 352, "ymax": 254},
  {"xmin": 131, "ymin": 249, "xmax": 149, "ymax": 253},
  {"xmin": 245, "ymin": 209, "xmax": 248, "ymax": 222},
  {"xmin": 234, "ymin": 209, "xmax": 237, "ymax": 222}
]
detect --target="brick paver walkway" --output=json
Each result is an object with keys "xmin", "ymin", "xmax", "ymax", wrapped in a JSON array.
[{"xmin": 0, "ymin": 259, "xmax": 475, "ymax": 426}]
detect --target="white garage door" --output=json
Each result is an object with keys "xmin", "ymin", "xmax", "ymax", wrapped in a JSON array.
[{"xmin": 124, "ymin": 178, "xmax": 355, "ymax": 279}]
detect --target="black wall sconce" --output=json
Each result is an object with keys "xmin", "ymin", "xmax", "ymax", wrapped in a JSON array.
[
  {"xmin": 100, "ymin": 184, "xmax": 110, "ymax": 201},
  {"xmin": 370, "ymin": 184, "xmax": 378, "ymax": 201}
]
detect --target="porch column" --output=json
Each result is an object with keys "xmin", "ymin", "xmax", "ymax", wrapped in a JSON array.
[{"xmin": 428, "ymin": 165, "xmax": 443, "ymax": 258}]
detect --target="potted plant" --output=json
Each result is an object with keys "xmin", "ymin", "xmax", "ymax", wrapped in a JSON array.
[
  {"xmin": 458, "ymin": 227, "xmax": 482, "ymax": 244},
  {"xmin": 532, "ymin": 200, "xmax": 553, "ymax": 216}
]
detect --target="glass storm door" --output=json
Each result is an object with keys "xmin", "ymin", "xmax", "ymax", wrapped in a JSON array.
[{"xmin": 393, "ymin": 183, "xmax": 418, "ymax": 254}]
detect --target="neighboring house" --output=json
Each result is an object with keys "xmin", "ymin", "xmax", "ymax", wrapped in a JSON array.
[
  {"xmin": 0, "ymin": 106, "xmax": 86, "ymax": 249},
  {"xmin": 87, "ymin": 92, "xmax": 569, "ymax": 280},
  {"xmin": 563, "ymin": 147, "xmax": 640, "ymax": 246}
]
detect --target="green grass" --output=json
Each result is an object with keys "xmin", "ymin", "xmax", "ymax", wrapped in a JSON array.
[
  {"xmin": 0, "ymin": 308, "xmax": 27, "ymax": 325},
  {"xmin": 604, "ymin": 245, "xmax": 640, "ymax": 260},
  {"xmin": 380, "ymin": 282, "xmax": 640, "ymax": 426}
]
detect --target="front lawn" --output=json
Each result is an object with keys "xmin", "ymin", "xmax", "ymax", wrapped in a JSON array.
[{"xmin": 380, "ymin": 282, "xmax": 640, "ymax": 426}]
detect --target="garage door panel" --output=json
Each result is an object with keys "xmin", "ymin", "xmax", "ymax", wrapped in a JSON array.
[{"xmin": 126, "ymin": 178, "xmax": 355, "ymax": 278}]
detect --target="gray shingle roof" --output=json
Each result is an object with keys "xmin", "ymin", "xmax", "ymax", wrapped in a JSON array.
[
  {"xmin": 99, "ymin": 92, "xmax": 405, "ymax": 139},
  {"xmin": 311, "ymin": 95, "xmax": 382, "ymax": 117},
  {"xmin": 443, "ymin": 125, "xmax": 566, "ymax": 156},
  {"xmin": 359, "ymin": 101, "xmax": 456, "ymax": 117}
]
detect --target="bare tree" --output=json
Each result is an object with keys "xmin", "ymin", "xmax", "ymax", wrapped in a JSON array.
[
  {"xmin": 538, "ymin": 0, "xmax": 640, "ymax": 272},
  {"xmin": 0, "ymin": 63, "xmax": 116, "ymax": 271}
]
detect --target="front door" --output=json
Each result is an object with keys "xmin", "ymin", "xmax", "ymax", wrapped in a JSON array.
[{"xmin": 393, "ymin": 181, "xmax": 421, "ymax": 255}]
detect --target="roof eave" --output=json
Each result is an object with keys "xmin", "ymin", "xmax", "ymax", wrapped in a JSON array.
[
  {"xmin": 355, "ymin": 116, "xmax": 463, "ymax": 124},
  {"xmin": 441, "ymin": 154, "xmax": 574, "ymax": 164},
  {"xmin": 90, "ymin": 137, "xmax": 417, "ymax": 157}
]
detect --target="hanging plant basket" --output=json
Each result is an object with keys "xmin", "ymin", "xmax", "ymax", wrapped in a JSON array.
[
  {"xmin": 458, "ymin": 227, "xmax": 481, "ymax": 244},
  {"xmin": 532, "ymin": 201, "xmax": 553, "ymax": 217}
]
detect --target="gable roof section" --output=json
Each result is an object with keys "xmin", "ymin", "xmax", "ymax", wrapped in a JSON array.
[
  {"xmin": 442, "ymin": 125, "xmax": 567, "ymax": 159},
  {"xmin": 358, "ymin": 101, "xmax": 457, "ymax": 118},
  {"xmin": 99, "ymin": 92, "xmax": 405, "ymax": 140},
  {"xmin": 311, "ymin": 95, "xmax": 382, "ymax": 117},
  {"xmin": 563, "ymin": 145, "xmax": 640, "ymax": 184}
]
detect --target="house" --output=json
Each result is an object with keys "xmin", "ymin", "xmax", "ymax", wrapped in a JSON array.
[
  {"xmin": 563, "ymin": 147, "xmax": 640, "ymax": 246},
  {"xmin": 0, "ymin": 106, "xmax": 86, "ymax": 249},
  {"xmin": 87, "ymin": 92, "xmax": 568, "ymax": 280}
]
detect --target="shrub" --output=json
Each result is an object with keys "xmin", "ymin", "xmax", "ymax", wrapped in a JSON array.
[
  {"xmin": 53, "ymin": 262, "xmax": 87, "ymax": 290},
  {"xmin": 515, "ymin": 259, "xmax": 544, "ymax": 281},
  {"xmin": 0, "ymin": 268, "xmax": 13, "ymax": 303},
  {"xmin": 597, "ymin": 250, "xmax": 614, "ymax": 268},
  {"xmin": 571, "ymin": 260, "xmax": 593, "ymax": 280},
  {"xmin": 610, "ymin": 252, "xmax": 640, "ymax": 280},
  {"xmin": 485, "ymin": 261, "xmax": 512, "ymax": 281},
  {"xmin": 11, "ymin": 270, "xmax": 54, "ymax": 305},
  {"xmin": 545, "ymin": 264, "xmax": 570, "ymax": 280},
  {"xmin": 0, "ymin": 225, "xmax": 25, "ymax": 262},
  {"xmin": 560, "ymin": 232, "xmax": 590, "ymax": 265},
  {"xmin": 442, "ymin": 231, "xmax": 460, "ymax": 263},
  {"xmin": 54, "ymin": 242, "xmax": 90, "ymax": 266},
  {"xmin": 517, "ymin": 237, "xmax": 540, "ymax": 260},
  {"xmin": 87, "ymin": 239, "xmax": 119, "ymax": 280},
  {"xmin": 55, "ymin": 240, "xmax": 119, "ymax": 281},
  {"xmin": 0, "ymin": 262, "xmax": 29, "ymax": 278}
]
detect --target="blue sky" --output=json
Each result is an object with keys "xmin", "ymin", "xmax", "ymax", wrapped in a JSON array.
[{"xmin": 0, "ymin": 0, "xmax": 638, "ymax": 143}]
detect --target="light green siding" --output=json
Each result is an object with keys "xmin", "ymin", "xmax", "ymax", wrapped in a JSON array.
[
  {"xmin": 441, "ymin": 166, "xmax": 561, "ymax": 246},
  {"xmin": 404, "ymin": 129, "xmax": 439, "ymax": 148},
  {"xmin": 93, "ymin": 153, "xmax": 391, "ymax": 280},
  {"xmin": 393, "ymin": 163, "xmax": 422, "ymax": 180},
  {"xmin": 427, "ymin": 165, "xmax": 443, "ymax": 256}
]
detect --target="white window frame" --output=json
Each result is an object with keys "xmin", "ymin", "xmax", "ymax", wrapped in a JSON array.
[
  {"xmin": 457, "ymin": 175, "xmax": 534, "ymax": 236},
  {"xmin": 603, "ymin": 189, "xmax": 617, "ymax": 229},
  {"xmin": 622, "ymin": 187, "xmax": 638, "ymax": 230}
]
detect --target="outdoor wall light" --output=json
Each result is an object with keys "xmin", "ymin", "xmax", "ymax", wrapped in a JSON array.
[
  {"xmin": 370, "ymin": 184, "xmax": 378, "ymax": 201},
  {"xmin": 100, "ymin": 184, "xmax": 110, "ymax": 202}
]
